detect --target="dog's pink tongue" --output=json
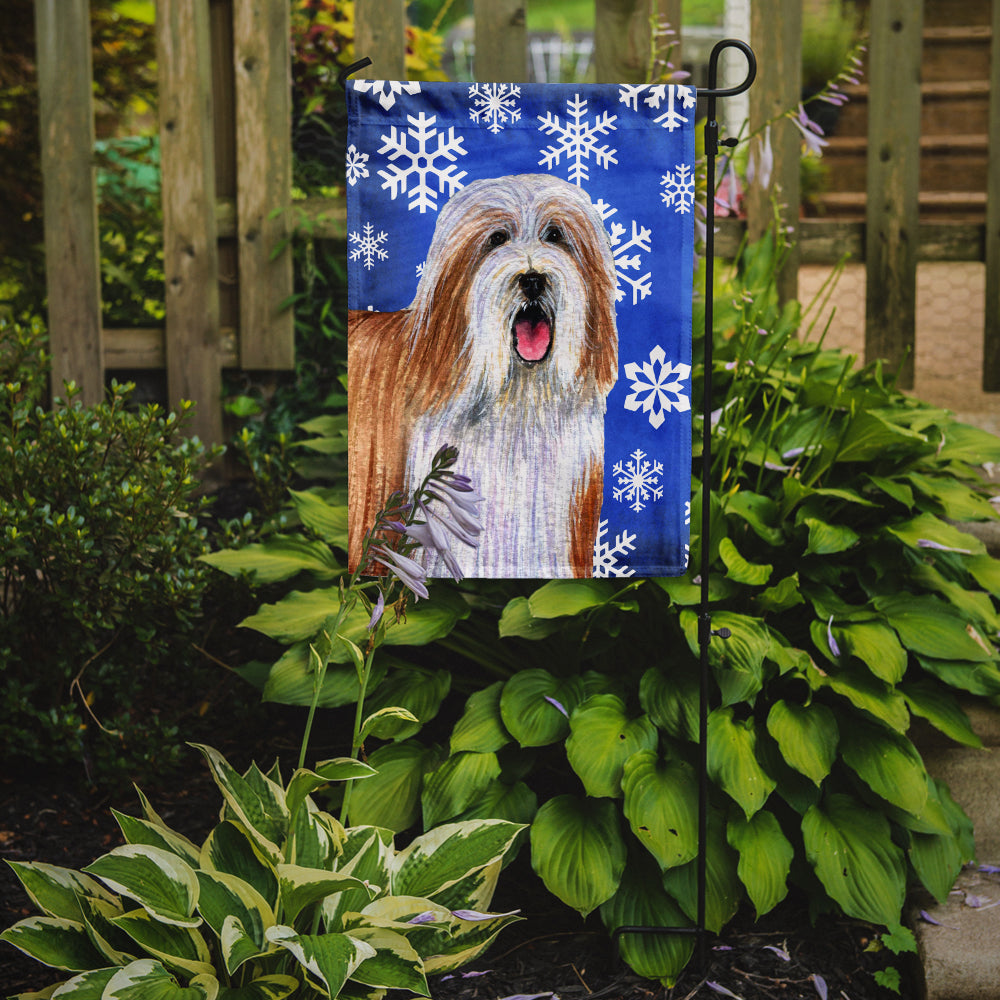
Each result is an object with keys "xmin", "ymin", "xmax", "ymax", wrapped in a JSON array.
[{"xmin": 515, "ymin": 317, "xmax": 551, "ymax": 361}]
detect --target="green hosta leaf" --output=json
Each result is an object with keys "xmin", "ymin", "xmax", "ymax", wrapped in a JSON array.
[
  {"xmin": 718, "ymin": 537, "xmax": 772, "ymax": 585},
  {"xmin": 288, "ymin": 489, "xmax": 349, "ymax": 546},
  {"xmin": 935, "ymin": 421, "xmax": 1000, "ymax": 464},
  {"xmin": 346, "ymin": 926, "xmax": 428, "ymax": 994},
  {"xmin": 265, "ymin": 926, "xmax": 375, "ymax": 997},
  {"xmin": 103, "ymin": 959, "xmax": 218, "ymax": 1000},
  {"xmin": 901, "ymin": 680, "xmax": 982, "ymax": 748},
  {"xmin": 200, "ymin": 822, "xmax": 278, "ymax": 910},
  {"xmin": 5, "ymin": 862, "xmax": 118, "ymax": 923},
  {"xmin": 661, "ymin": 810, "xmax": 741, "ymax": 933},
  {"xmin": 347, "ymin": 740, "xmax": 442, "ymax": 832},
  {"xmin": 200, "ymin": 535, "xmax": 341, "ymax": 583},
  {"xmin": 0, "ymin": 916, "xmax": 107, "ymax": 971},
  {"xmin": 835, "ymin": 621, "xmax": 907, "ymax": 684},
  {"xmin": 724, "ymin": 490, "xmax": 784, "ymax": 545},
  {"xmin": 681, "ymin": 610, "xmax": 770, "ymax": 706},
  {"xmin": 566, "ymin": 695, "xmax": 658, "ymax": 798},
  {"xmin": 866, "ymin": 474, "xmax": 914, "ymax": 509},
  {"xmin": 654, "ymin": 573, "xmax": 737, "ymax": 606},
  {"xmin": 639, "ymin": 664, "xmax": 699, "ymax": 742},
  {"xmin": 195, "ymin": 871, "xmax": 273, "ymax": 974},
  {"xmin": 530, "ymin": 795, "xmax": 626, "ymax": 917},
  {"xmin": 803, "ymin": 517, "xmax": 859, "ymax": 556},
  {"xmin": 499, "ymin": 670, "xmax": 584, "ymax": 747},
  {"xmin": 450, "ymin": 682, "xmax": 511, "ymax": 754},
  {"xmin": 916, "ymin": 655, "xmax": 1000, "ymax": 697},
  {"xmin": 621, "ymin": 751, "xmax": 698, "ymax": 871},
  {"xmin": 808, "ymin": 661, "xmax": 910, "ymax": 732},
  {"xmin": 216, "ymin": 976, "xmax": 299, "ymax": 1000},
  {"xmin": 112, "ymin": 812, "xmax": 201, "ymax": 868},
  {"xmin": 83, "ymin": 846, "xmax": 200, "ymax": 928},
  {"xmin": 111, "ymin": 909, "xmax": 214, "ymax": 978},
  {"xmin": 707, "ymin": 708, "xmax": 776, "ymax": 818},
  {"xmin": 421, "ymin": 751, "xmax": 502, "ymax": 828},
  {"xmin": 906, "ymin": 472, "xmax": 998, "ymax": 522},
  {"xmin": 802, "ymin": 793, "xmax": 906, "ymax": 926},
  {"xmin": 835, "ymin": 410, "xmax": 927, "ymax": 463},
  {"xmin": 277, "ymin": 865, "xmax": 374, "ymax": 925},
  {"xmin": 527, "ymin": 579, "xmax": 617, "ymax": 617},
  {"xmin": 497, "ymin": 597, "xmax": 565, "ymax": 639},
  {"xmin": 393, "ymin": 820, "xmax": 524, "ymax": 900},
  {"xmin": 424, "ymin": 906, "xmax": 522, "ymax": 974},
  {"xmin": 260, "ymin": 643, "xmax": 388, "ymax": 709},
  {"xmin": 362, "ymin": 667, "xmax": 451, "ymax": 740},
  {"xmin": 874, "ymin": 594, "xmax": 995, "ymax": 662},
  {"xmin": 755, "ymin": 573, "xmax": 804, "ymax": 614},
  {"xmin": 909, "ymin": 807, "xmax": 966, "ymax": 906},
  {"xmin": 967, "ymin": 553, "xmax": 1000, "ymax": 597},
  {"xmin": 765, "ymin": 701, "xmax": 838, "ymax": 786},
  {"xmin": 911, "ymin": 562, "xmax": 1000, "ymax": 633},
  {"xmin": 727, "ymin": 811, "xmax": 793, "ymax": 918},
  {"xmin": 886, "ymin": 512, "xmax": 985, "ymax": 556},
  {"xmin": 839, "ymin": 718, "xmax": 929, "ymax": 816},
  {"xmin": 453, "ymin": 779, "xmax": 538, "ymax": 827},
  {"xmin": 599, "ymin": 853, "xmax": 694, "ymax": 987}
]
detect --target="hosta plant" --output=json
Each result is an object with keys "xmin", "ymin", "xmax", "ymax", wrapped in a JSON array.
[{"xmin": 1, "ymin": 744, "xmax": 523, "ymax": 999}]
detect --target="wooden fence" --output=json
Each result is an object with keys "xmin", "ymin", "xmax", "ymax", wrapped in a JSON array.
[{"xmin": 33, "ymin": 0, "xmax": 1000, "ymax": 445}]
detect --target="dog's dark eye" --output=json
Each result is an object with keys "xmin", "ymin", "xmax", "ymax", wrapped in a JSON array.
[
  {"xmin": 543, "ymin": 225, "xmax": 564, "ymax": 244},
  {"xmin": 487, "ymin": 230, "xmax": 509, "ymax": 249}
]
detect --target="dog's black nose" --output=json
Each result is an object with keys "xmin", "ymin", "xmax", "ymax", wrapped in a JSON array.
[{"xmin": 518, "ymin": 271, "xmax": 546, "ymax": 300}]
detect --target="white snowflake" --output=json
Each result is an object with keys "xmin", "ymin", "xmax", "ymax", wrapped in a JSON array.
[
  {"xmin": 469, "ymin": 83, "xmax": 521, "ymax": 134},
  {"xmin": 624, "ymin": 344, "xmax": 691, "ymax": 429},
  {"xmin": 618, "ymin": 84, "xmax": 696, "ymax": 131},
  {"xmin": 348, "ymin": 222, "xmax": 388, "ymax": 270},
  {"xmin": 353, "ymin": 79, "xmax": 421, "ymax": 110},
  {"xmin": 593, "ymin": 519, "xmax": 637, "ymax": 578},
  {"xmin": 613, "ymin": 449, "xmax": 664, "ymax": 513},
  {"xmin": 345, "ymin": 144, "xmax": 369, "ymax": 186},
  {"xmin": 661, "ymin": 163, "xmax": 695, "ymax": 214},
  {"xmin": 537, "ymin": 93, "xmax": 617, "ymax": 186},
  {"xmin": 378, "ymin": 112, "xmax": 469, "ymax": 213},
  {"xmin": 594, "ymin": 200, "xmax": 652, "ymax": 306}
]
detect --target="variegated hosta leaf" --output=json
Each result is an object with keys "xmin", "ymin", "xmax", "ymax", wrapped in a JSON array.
[
  {"xmin": 0, "ymin": 916, "xmax": 107, "ymax": 972},
  {"xmin": 276, "ymin": 864, "xmax": 375, "ymax": 925},
  {"xmin": 112, "ymin": 811, "xmax": 201, "ymax": 868},
  {"xmin": 102, "ymin": 958, "xmax": 218, "ymax": 999},
  {"xmin": 214, "ymin": 974, "xmax": 299, "ymax": 1000},
  {"xmin": 565, "ymin": 695, "xmax": 658, "ymax": 799},
  {"xmin": 621, "ymin": 751, "xmax": 699, "ymax": 871},
  {"xmin": 83, "ymin": 846, "xmax": 200, "ymax": 928},
  {"xmin": 110, "ymin": 908, "xmax": 214, "ymax": 979},
  {"xmin": 765, "ymin": 700, "xmax": 838, "ymax": 786},
  {"xmin": 421, "ymin": 752, "xmax": 501, "ymax": 829},
  {"xmin": 285, "ymin": 760, "xmax": 375, "ymax": 824},
  {"xmin": 200, "ymin": 822, "xmax": 278, "ymax": 910},
  {"xmin": 77, "ymin": 894, "xmax": 136, "ymax": 966},
  {"xmin": 450, "ymin": 681, "xmax": 511, "ymax": 754},
  {"xmin": 706, "ymin": 707, "xmax": 776, "ymax": 819},
  {"xmin": 802, "ymin": 793, "xmax": 906, "ymax": 926},
  {"xmin": 265, "ymin": 925, "xmax": 375, "ymax": 998},
  {"xmin": 4, "ymin": 861, "xmax": 118, "ymax": 922},
  {"xmin": 322, "ymin": 829, "xmax": 393, "ymax": 931},
  {"xmin": 727, "ymin": 810, "xmax": 793, "ymax": 917},
  {"xmin": 420, "ymin": 859, "xmax": 501, "ymax": 917},
  {"xmin": 529, "ymin": 795, "xmax": 626, "ymax": 917},
  {"xmin": 195, "ymin": 871, "xmax": 274, "ymax": 974},
  {"xmin": 391, "ymin": 820, "xmax": 524, "ymax": 901},
  {"xmin": 288, "ymin": 802, "xmax": 343, "ymax": 870},
  {"xmin": 344, "ymin": 926, "xmax": 429, "ymax": 995},
  {"xmin": 45, "ymin": 966, "xmax": 118, "ymax": 997},
  {"xmin": 421, "ymin": 906, "xmax": 523, "ymax": 975}
]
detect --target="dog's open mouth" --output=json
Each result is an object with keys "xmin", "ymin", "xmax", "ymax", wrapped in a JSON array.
[{"xmin": 513, "ymin": 305, "xmax": 553, "ymax": 363}]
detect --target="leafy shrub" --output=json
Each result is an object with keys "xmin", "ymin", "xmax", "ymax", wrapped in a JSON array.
[
  {"xmin": 1, "ymin": 743, "xmax": 524, "ymax": 998},
  {"xmin": 0, "ymin": 317, "xmax": 220, "ymax": 782}
]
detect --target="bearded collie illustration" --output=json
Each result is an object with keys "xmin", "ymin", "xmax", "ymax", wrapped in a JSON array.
[{"xmin": 348, "ymin": 173, "xmax": 619, "ymax": 578}]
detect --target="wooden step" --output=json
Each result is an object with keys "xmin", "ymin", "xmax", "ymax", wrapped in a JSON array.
[
  {"xmin": 922, "ymin": 0, "xmax": 991, "ymax": 28},
  {"xmin": 922, "ymin": 25, "xmax": 993, "ymax": 83},
  {"xmin": 813, "ymin": 190, "xmax": 987, "ymax": 222}
]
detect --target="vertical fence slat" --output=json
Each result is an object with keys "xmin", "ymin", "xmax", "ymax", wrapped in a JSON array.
[
  {"xmin": 594, "ymin": 0, "xmax": 651, "ymax": 84},
  {"xmin": 233, "ymin": 0, "xmax": 294, "ymax": 369},
  {"xmin": 865, "ymin": 0, "xmax": 923, "ymax": 389},
  {"xmin": 746, "ymin": 0, "xmax": 801, "ymax": 304},
  {"xmin": 157, "ymin": 0, "xmax": 223, "ymax": 445},
  {"xmin": 355, "ymin": 0, "xmax": 406, "ymax": 80},
  {"xmin": 474, "ymin": 0, "xmax": 526, "ymax": 82},
  {"xmin": 983, "ymin": 0, "xmax": 1000, "ymax": 390},
  {"xmin": 34, "ymin": 0, "xmax": 103, "ymax": 405}
]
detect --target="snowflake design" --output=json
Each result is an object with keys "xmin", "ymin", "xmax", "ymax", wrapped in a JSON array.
[
  {"xmin": 348, "ymin": 222, "xmax": 388, "ymax": 270},
  {"xmin": 624, "ymin": 344, "xmax": 691, "ymax": 429},
  {"xmin": 618, "ymin": 84, "xmax": 696, "ymax": 131},
  {"xmin": 661, "ymin": 163, "xmax": 695, "ymax": 214},
  {"xmin": 595, "ymin": 200, "xmax": 652, "ymax": 306},
  {"xmin": 345, "ymin": 144, "xmax": 369, "ymax": 187},
  {"xmin": 537, "ymin": 93, "xmax": 617, "ymax": 186},
  {"xmin": 353, "ymin": 79, "xmax": 421, "ymax": 110},
  {"xmin": 593, "ymin": 519, "xmax": 637, "ymax": 578},
  {"xmin": 469, "ymin": 83, "xmax": 521, "ymax": 133},
  {"xmin": 613, "ymin": 449, "xmax": 664, "ymax": 513},
  {"xmin": 378, "ymin": 112, "xmax": 469, "ymax": 213}
]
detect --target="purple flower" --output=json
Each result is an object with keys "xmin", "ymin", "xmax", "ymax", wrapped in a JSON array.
[
  {"xmin": 812, "ymin": 974, "xmax": 828, "ymax": 1000},
  {"xmin": 827, "ymin": 615, "xmax": 841, "ymax": 658},
  {"xmin": 917, "ymin": 538, "xmax": 973, "ymax": 554},
  {"xmin": 791, "ymin": 104, "xmax": 828, "ymax": 157},
  {"xmin": 367, "ymin": 590, "xmax": 385, "ymax": 631},
  {"xmin": 369, "ymin": 545, "xmax": 429, "ymax": 600},
  {"xmin": 407, "ymin": 911, "xmax": 438, "ymax": 925},
  {"xmin": 747, "ymin": 124, "xmax": 774, "ymax": 190},
  {"xmin": 451, "ymin": 908, "xmax": 520, "ymax": 921},
  {"xmin": 544, "ymin": 695, "xmax": 569, "ymax": 718}
]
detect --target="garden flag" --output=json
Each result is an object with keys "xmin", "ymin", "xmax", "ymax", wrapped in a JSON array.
[{"xmin": 346, "ymin": 80, "xmax": 696, "ymax": 579}]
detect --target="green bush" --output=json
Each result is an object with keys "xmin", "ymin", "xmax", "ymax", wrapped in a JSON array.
[{"xmin": 0, "ymin": 317, "xmax": 220, "ymax": 783}]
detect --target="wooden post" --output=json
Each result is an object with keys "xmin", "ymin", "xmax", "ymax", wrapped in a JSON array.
[
  {"xmin": 983, "ymin": 0, "xmax": 1000, "ymax": 390},
  {"xmin": 157, "ymin": 0, "xmax": 223, "ymax": 444},
  {"xmin": 864, "ymin": 0, "xmax": 923, "ymax": 389},
  {"xmin": 34, "ymin": 0, "xmax": 104, "ymax": 405},
  {"xmin": 474, "ymin": 0, "xmax": 526, "ymax": 82},
  {"xmin": 594, "ymin": 0, "xmax": 651, "ymax": 84},
  {"xmin": 355, "ymin": 0, "xmax": 406, "ymax": 80},
  {"xmin": 233, "ymin": 0, "xmax": 294, "ymax": 369},
  {"xmin": 746, "ymin": 0, "xmax": 801, "ymax": 305}
]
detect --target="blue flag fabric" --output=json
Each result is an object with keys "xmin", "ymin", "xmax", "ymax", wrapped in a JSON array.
[{"xmin": 346, "ymin": 80, "xmax": 695, "ymax": 578}]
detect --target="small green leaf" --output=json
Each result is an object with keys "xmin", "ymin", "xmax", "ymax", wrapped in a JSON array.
[
  {"xmin": 497, "ymin": 597, "xmax": 564, "ymax": 639},
  {"xmin": 718, "ymin": 537, "xmax": 772, "ymax": 585},
  {"xmin": 803, "ymin": 517, "xmax": 859, "ymax": 556},
  {"xmin": 901, "ymin": 680, "xmax": 982, "ymax": 748},
  {"xmin": 765, "ymin": 701, "xmax": 838, "ymax": 786},
  {"xmin": 526, "ymin": 579, "xmax": 617, "ymax": 618},
  {"xmin": 450, "ymin": 682, "xmax": 511, "ymax": 754},
  {"xmin": 875, "ymin": 594, "xmax": 994, "ymax": 662},
  {"xmin": 839, "ymin": 718, "xmax": 929, "ymax": 817},
  {"xmin": 362, "ymin": 666, "xmax": 451, "ymax": 740},
  {"xmin": 200, "ymin": 536, "xmax": 341, "ymax": 584},
  {"xmin": 727, "ymin": 811, "xmax": 793, "ymax": 917},
  {"xmin": 287, "ymin": 489, "xmax": 348, "ymax": 546},
  {"xmin": 707, "ymin": 708, "xmax": 776, "ymax": 818},
  {"xmin": 360, "ymin": 706, "xmax": 421, "ymax": 742},
  {"xmin": 886, "ymin": 512, "xmax": 985, "ymax": 556},
  {"xmin": 347, "ymin": 926, "xmax": 429, "ymax": 994}
]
